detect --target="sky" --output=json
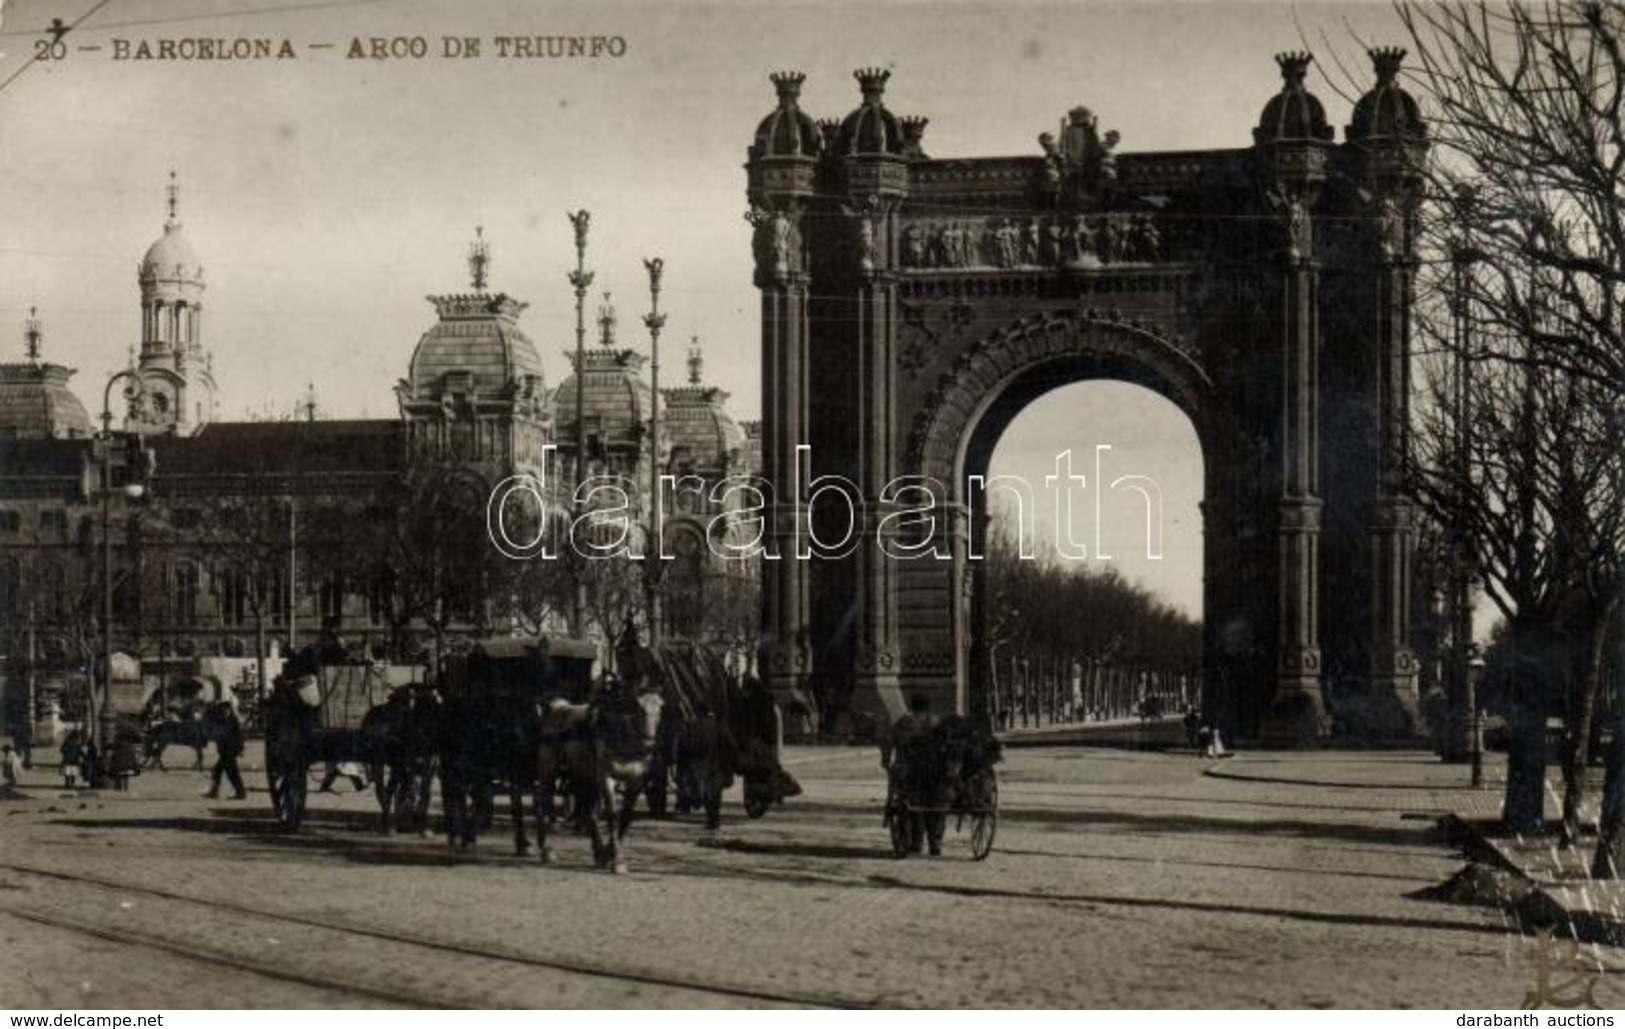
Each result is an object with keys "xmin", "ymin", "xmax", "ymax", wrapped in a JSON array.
[{"xmin": 0, "ymin": 0, "xmax": 1415, "ymax": 617}]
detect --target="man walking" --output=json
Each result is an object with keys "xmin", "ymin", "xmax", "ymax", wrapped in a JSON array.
[{"xmin": 205, "ymin": 703, "xmax": 247, "ymax": 800}]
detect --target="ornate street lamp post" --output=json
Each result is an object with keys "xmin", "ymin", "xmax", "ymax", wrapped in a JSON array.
[
  {"xmin": 643, "ymin": 257, "xmax": 666, "ymax": 645},
  {"xmin": 96, "ymin": 367, "xmax": 147, "ymax": 778},
  {"xmin": 566, "ymin": 211, "xmax": 593, "ymax": 639}
]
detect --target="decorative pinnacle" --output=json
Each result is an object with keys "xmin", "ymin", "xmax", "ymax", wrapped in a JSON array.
[
  {"xmin": 687, "ymin": 337, "xmax": 702, "ymax": 385},
  {"xmin": 468, "ymin": 226, "xmax": 490, "ymax": 292},
  {"xmin": 770, "ymin": 71, "xmax": 806, "ymax": 104},
  {"xmin": 567, "ymin": 209, "xmax": 591, "ymax": 252},
  {"xmin": 817, "ymin": 118, "xmax": 841, "ymax": 146},
  {"xmin": 23, "ymin": 306, "xmax": 41, "ymax": 362},
  {"xmin": 1274, "ymin": 52, "xmax": 1314, "ymax": 85},
  {"xmin": 854, "ymin": 67, "xmax": 891, "ymax": 101},
  {"xmin": 165, "ymin": 170, "xmax": 180, "ymax": 227},
  {"xmin": 644, "ymin": 256, "xmax": 665, "ymax": 295},
  {"xmin": 598, "ymin": 292, "xmax": 616, "ymax": 346},
  {"xmin": 1369, "ymin": 46, "xmax": 1406, "ymax": 82}
]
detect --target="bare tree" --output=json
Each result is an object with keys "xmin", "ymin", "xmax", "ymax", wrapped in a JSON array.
[{"xmin": 1397, "ymin": 2, "xmax": 1625, "ymax": 859}]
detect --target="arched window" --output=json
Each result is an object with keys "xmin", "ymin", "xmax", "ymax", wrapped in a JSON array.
[
  {"xmin": 319, "ymin": 573, "xmax": 344, "ymax": 624},
  {"xmin": 171, "ymin": 560, "xmax": 199, "ymax": 625},
  {"xmin": 219, "ymin": 564, "xmax": 249, "ymax": 628}
]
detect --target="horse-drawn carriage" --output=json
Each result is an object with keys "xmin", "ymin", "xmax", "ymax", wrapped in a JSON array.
[
  {"xmin": 641, "ymin": 640, "xmax": 800, "ymax": 828},
  {"xmin": 263, "ymin": 660, "xmax": 419, "ymax": 830},
  {"xmin": 882, "ymin": 714, "xmax": 1001, "ymax": 861},
  {"xmin": 436, "ymin": 635, "xmax": 597, "ymax": 852}
]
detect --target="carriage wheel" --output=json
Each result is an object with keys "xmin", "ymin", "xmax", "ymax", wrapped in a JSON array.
[{"xmin": 969, "ymin": 780, "xmax": 998, "ymax": 861}]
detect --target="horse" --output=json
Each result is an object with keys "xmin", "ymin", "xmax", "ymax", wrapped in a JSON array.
[
  {"xmin": 653, "ymin": 703, "xmax": 737, "ymax": 829},
  {"xmin": 536, "ymin": 683, "xmax": 665, "ymax": 873},
  {"xmin": 359, "ymin": 684, "xmax": 442, "ymax": 836},
  {"xmin": 438, "ymin": 688, "xmax": 547, "ymax": 854},
  {"xmin": 141, "ymin": 717, "xmax": 213, "ymax": 771},
  {"xmin": 263, "ymin": 675, "xmax": 323, "ymax": 829}
]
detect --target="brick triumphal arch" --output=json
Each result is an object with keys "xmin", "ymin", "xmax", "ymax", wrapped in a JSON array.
[{"xmin": 746, "ymin": 52, "xmax": 1428, "ymax": 744}]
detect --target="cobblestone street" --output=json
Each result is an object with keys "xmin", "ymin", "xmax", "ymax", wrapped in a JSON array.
[{"xmin": 0, "ymin": 737, "xmax": 1597, "ymax": 1009}]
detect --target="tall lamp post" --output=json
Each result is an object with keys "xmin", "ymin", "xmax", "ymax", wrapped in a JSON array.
[
  {"xmin": 566, "ymin": 211, "xmax": 593, "ymax": 639},
  {"xmin": 97, "ymin": 368, "xmax": 147, "ymax": 775},
  {"xmin": 642, "ymin": 257, "xmax": 666, "ymax": 646},
  {"xmin": 1450, "ymin": 185, "xmax": 1482, "ymax": 785}
]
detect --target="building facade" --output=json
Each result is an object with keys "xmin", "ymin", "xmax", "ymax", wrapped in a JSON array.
[{"xmin": 0, "ymin": 193, "xmax": 756, "ymax": 731}]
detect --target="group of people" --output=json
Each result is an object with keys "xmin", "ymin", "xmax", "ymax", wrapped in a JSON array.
[{"xmin": 0, "ymin": 701, "xmax": 251, "ymax": 798}]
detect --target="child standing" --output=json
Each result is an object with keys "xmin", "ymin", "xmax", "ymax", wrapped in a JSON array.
[{"xmin": 60, "ymin": 729, "xmax": 84, "ymax": 790}]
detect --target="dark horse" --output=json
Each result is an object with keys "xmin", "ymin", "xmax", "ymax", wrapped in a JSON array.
[
  {"xmin": 536, "ymin": 683, "xmax": 665, "ymax": 873},
  {"xmin": 438, "ymin": 688, "xmax": 546, "ymax": 854},
  {"xmin": 141, "ymin": 717, "xmax": 215, "ymax": 770},
  {"xmin": 263, "ymin": 675, "xmax": 322, "ymax": 829},
  {"xmin": 360, "ymin": 684, "xmax": 442, "ymax": 836}
]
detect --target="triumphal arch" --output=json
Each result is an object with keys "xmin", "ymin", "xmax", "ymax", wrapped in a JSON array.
[{"xmin": 746, "ymin": 51, "xmax": 1428, "ymax": 744}]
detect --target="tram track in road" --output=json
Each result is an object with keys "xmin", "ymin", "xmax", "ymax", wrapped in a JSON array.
[
  {"xmin": 0, "ymin": 907, "xmax": 428, "ymax": 1009},
  {"xmin": 0, "ymin": 861, "xmax": 873, "ymax": 1009}
]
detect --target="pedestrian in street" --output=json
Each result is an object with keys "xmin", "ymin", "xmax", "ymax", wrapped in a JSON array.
[
  {"xmin": 0, "ymin": 743, "xmax": 23, "ymax": 786},
  {"xmin": 1183, "ymin": 707, "xmax": 1201, "ymax": 749},
  {"xmin": 12, "ymin": 716, "xmax": 33, "ymax": 770},
  {"xmin": 60, "ymin": 728, "xmax": 84, "ymax": 790},
  {"xmin": 205, "ymin": 703, "xmax": 247, "ymax": 800}
]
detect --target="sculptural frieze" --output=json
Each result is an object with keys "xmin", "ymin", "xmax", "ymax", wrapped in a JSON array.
[{"xmin": 899, "ymin": 211, "xmax": 1165, "ymax": 271}]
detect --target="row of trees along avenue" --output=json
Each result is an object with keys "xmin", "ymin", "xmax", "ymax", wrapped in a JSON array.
[{"xmin": 1397, "ymin": 1, "xmax": 1625, "ymax": 877}]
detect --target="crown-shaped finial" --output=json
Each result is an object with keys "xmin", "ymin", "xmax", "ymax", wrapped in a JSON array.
[
  {"xmin": 468, "ymin": 226, "xmax": 490, "ymax": 292},
  {"xmin": 1274, "ymin": 52, "xmax": 1314, "ymax": 85},
  {"xmin": 854, "ymin": 67, "xmax": 891, "ymax": 101},
  {"xmin": 597, "ymin": 291, "xmax": 617, "ymax": 347},
  {"xmin": 1369, "ymin": 46, "xmax": 1406, "ymax": 82},
  {"xmin": 23, "ymin": 306, "xmax": 42, "ymax": 363},
  {"xmin": 900, "ymin": 115, "xmax": 929, "ymax": 157},
  {"xmin": 770, "ymin": 71, "xmax": 806, "ymax": 104}
]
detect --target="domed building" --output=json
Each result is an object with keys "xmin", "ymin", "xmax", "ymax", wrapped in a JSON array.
[
  {"xmin": 395, "ymin": 228, "xmax": 551, "ymax": 484},
  {"xmin": 0, "ymin": 309, "xmax": 92, "ymax": 440},
  {"xmin": 550, "ymin": 294, "xmax": 662, "ymax": 486},
  {"xmin": 130, "ymin": 173, "xmax": 217, "ymax": 436}
]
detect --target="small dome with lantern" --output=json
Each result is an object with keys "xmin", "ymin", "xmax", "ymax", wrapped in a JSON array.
[
  {"xmin": 1254, "ymin": 52, "xmax": 1334, "ymax": 145},
  {"xmin": 140, "ymin": 174, "xmax": 204, "ymax": 286},
  {"xmin": 0, "ymin": 308, "xmax": 92, "ymax": 440},
  {"xmin": 399, "ymin": 229, "xmax": 548, "ymax": 419},
  {"xmin": 550, "ymin": 294, "xmax": 660, "ymax": 470},
  {"xmin": 1348, "ymin": 47, "xmax": 1426, "ymax": 142},
  {"xmin": 751, "ymin": 71, "xmax": 823, "ymax": 160},
  {"xmin": 836, "ymin": 68, "xmax": 907, "ymax": 156},
  {"xmin": 661, "ymin": 339, "xmax": 745, "ymax": 476}
]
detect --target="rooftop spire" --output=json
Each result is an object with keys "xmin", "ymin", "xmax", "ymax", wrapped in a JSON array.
[
  {"xmin": 166, "ymin": 170, "xmax": 179, "ymax": 227},
  {"xmin": 23, "ymin": 306, "xmax": 41, "ymax": 362},
  {"xmin": 298, "ymin": 381, "xmax": 319, "ymax": 422},
  {"xmin": 687, "ymin": 335, "xmax": 702, "ymax": 385},
  {"xmin": 468, "ymin": 225, "xmax": 490, "ymax": 292},
  {"xmin": 597, "ymin": 292, "xmax": 617, "ymax": 347}
]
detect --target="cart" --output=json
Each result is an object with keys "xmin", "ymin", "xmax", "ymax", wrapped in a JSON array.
[{"xmin": 881, "ymin": 716, "xmax": 1000, "ymax": 861}]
